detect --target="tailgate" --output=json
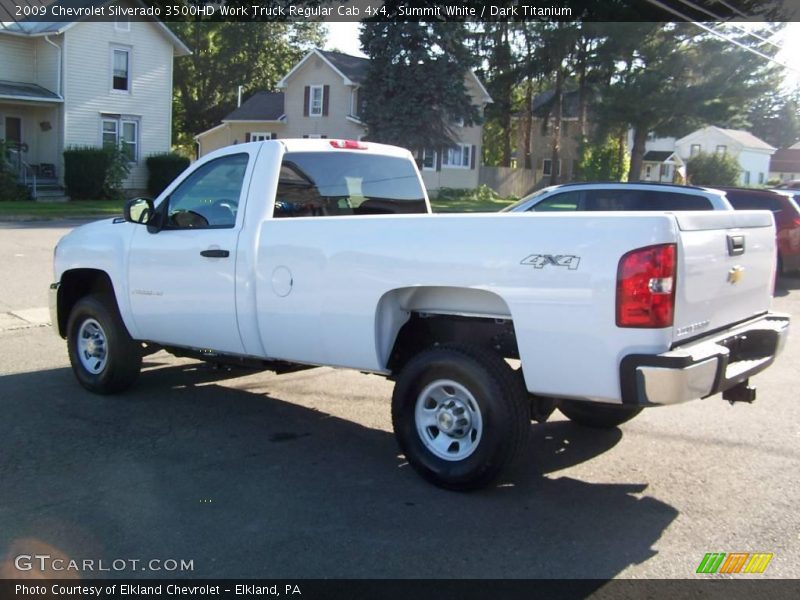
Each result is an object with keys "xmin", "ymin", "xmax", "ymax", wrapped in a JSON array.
[{"xmin": 673, "ymin": 210, "xmax": 776, "ymax": 343}]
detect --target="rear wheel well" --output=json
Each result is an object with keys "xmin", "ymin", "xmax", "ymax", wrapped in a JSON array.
[
  {"xmin": 56, "ymin": 269, "xmax": 116, "ymax": 338},
  {"xmin": 387, "ymin": 312, "xmax": 520, "ymax": 374}
]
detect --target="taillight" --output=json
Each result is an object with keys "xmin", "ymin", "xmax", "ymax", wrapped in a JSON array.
[
  {"xmin": 616, "ymin": 244, "xmax": 676, "ymax": 328},
  {"xmin": 330, "ymin": 139, "xmax": 367, "ymax": 150}
]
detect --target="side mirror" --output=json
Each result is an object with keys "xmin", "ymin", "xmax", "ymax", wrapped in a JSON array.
[{"xmin": 124, "ymin": 197, "xmax": 154, "ymax": 225}]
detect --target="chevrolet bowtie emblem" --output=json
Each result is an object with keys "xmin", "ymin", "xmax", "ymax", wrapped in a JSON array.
[{"xmin": 727, "ymin": 266, "xmax": 745, "ymax": 284}]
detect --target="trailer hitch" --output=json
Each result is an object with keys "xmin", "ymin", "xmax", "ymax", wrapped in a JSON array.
[{"xmin": 722, "ymin": 379, "xmax": 757, "ymax": 404}]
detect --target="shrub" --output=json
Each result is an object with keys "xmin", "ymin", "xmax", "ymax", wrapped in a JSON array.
[
  {"xmin": 63, "ymin": 146, "xmax": 131, "ymax": 200},
  {"xmin": 146, "ymin": 153, "xmax": 190, "ymax": 197},
  {"xmin": 686, "ymin": 152, "xmax": 741, "ymax": 186},
  {"xmin": 0, "ymin": 140, "xmax": 29, "ymax": 201},
  {"xmin": 436, "ymin": 185, "xmax": 514, "ymax": 203},
  {"xmin": 575, "ymin": 135, "xmax": 629, "ymax": 182}
]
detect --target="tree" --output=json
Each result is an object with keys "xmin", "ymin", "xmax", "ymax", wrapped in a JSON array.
[
  {"xmin": 473, "ymin": 22, "xmax": 522, "ymax": 167},
  {"xmin": 748, "ymin": 87, "xmax": 800, "ymax": 149},
  {"xmin": 168, "ymin": 21, "xmax": 324, "ymax": 150},
  {"xmin": 359, "ymin": 22, "xmax": 479, "ymax": 151},
  {"xmin": 575, "ymin": 135, "xmax": 629, "ymax": 182},
  {"xmin": 594, "ymin": 23, "xmax": 779, "ymax": 181},
  {"xmin": 686, "ymin": 152, "xmax": 741, "ymax": 186}
]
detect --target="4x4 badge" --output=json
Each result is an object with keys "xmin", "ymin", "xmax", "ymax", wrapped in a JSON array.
[{"xmin": 521, "ymin": 254, "xmax": 581, "ymax": 270}]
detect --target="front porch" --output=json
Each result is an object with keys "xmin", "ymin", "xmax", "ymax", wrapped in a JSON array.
[{"xmin": 0, "ymin": 80, "xmax": 65, "ymax": 199}]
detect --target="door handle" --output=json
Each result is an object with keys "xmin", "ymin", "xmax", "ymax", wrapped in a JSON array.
[{"xmin": 200, "ymin": 249, "xmax": 230, "ymax": 258}]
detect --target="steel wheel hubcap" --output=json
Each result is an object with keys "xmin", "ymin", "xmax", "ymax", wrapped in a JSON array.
[
  {"xmin": 77, "ymin": 318, "xmax": 108, "ymax": 374},
  {"xmin": 415, "ymin": 379, "xmax": 483, "ymax": 461}
]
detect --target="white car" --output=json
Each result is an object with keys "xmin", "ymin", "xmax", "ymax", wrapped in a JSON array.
[
  {"xmin": 502, "ymin": 182, "xmax": 733, "ymax": 212},
  {"xmin": 50, "ymin": 141, "xmax": 788, "ymax": 490}
]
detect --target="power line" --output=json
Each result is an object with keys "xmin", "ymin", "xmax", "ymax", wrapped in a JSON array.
[{"xmin": 644, "ymin": 0, "xmax": 800, "ymax": 75}]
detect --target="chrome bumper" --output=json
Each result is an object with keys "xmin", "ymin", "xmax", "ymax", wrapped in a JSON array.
[{"xmin": 621, "ymin": 312, "xmax": 790, "ymax": 406}]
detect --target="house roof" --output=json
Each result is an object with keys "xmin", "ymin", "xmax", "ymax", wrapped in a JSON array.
[
  {"xmin": 677, "ymin": 126, "xmax": 775, "ymax": 152},
  {"xmin": 0, "ymin": 0, "xmax": 191, "ymax": 56},
  {"xmin": 0, "ymin": 79, "xmax": 62, "ymax": 102},
  {"xmin": 317, "ymin": 50, "xmax": 369, "ymax": 85},
  {"xmin": 790, "ymin": 141, "xmax": 800, "ymax": 150},
  {"xmin": 770, "ymin": 148, "xmax": 800, "ymax": 173},
  {"xmin": 531, "ymin": 89, "xmax": 586, "ymax": 119},
  {"xmin": 223, "ymin": 92, "xmax": 285, "ymax": 122},
  {"xmin": 643, "ymin": 151, "xmax": 674, "ymax": 162}
]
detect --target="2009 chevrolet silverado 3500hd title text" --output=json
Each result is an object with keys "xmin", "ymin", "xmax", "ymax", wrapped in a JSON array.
[{"xmin": 51, "ymin": 140, "xmax": 790, "ymax": 490}]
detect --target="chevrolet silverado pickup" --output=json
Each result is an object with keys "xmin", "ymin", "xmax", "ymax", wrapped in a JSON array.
[{"xmin": 50, "ymin": 139, "xmax": 790, "ymax": 490}]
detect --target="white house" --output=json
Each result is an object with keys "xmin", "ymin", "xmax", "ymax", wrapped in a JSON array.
[
  {"xmin": 0, "ymin": 0, "xmax": 190, "ymax": 196},
  {"xmin": 675, "ymin": 126, "xmax": 775, "ymax": 186},
  {"xmin": 195, "ymin": 48, "xmax": 493, "ymax": 193}
]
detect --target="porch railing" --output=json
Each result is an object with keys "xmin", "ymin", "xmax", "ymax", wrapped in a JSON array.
[{"xmin": 6, "ymin": 145, "xmax": 37, "ymax": 199}]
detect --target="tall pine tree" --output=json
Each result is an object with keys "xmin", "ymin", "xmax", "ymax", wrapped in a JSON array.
[{"xmin": 359, "ymin": 23, "xmax": 480, "ymax": 152}]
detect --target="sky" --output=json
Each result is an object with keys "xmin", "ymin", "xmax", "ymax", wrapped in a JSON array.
[{"xmin": 325, "ymin": 22, "xmax": 800, "ymax": 92}]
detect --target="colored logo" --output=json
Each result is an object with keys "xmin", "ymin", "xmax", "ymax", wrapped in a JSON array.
[{"xmin": 696, "ymin": 552, "xmax": 773, "ymax": 574}]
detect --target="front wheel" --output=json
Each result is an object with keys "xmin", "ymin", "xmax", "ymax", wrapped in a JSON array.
[
  {"xmin": 559, "ymin": 400, "xmax": 642, "ymax": 429},
  {"xmin": 67, "ymin": 295, "xmax": 142, "ymax": 394},
  {"xmin": 391, "ymin": 344, "xmax": 529, "ymax": 491}
]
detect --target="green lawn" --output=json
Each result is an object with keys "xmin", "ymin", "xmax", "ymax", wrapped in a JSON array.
[{"xmin": 0, "ymin": 200, "xmax": 125, "ymax": 220}]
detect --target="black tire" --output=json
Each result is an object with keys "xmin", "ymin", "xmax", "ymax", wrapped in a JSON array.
[
  {"xmin": 559, "ymin": 400, "xmax": 643, "ymax": 429},
  {"xmin": 391, "ymin": 344, "xmax": 529, "ymax": 491},
  {"xmin": 67, "ymin": 295, "xmax": 142, "ymax": 394}
]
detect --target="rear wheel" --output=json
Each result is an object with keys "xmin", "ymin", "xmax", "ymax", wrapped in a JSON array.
[
  {"xmin": 67, "ymin": 295, "xmax": 142, "ymax": 394},
  {"xmin": 559, "ymin": 400, "xmax": 642, "ymax": 429},
  {"xmin": 391, "ymin": 344, "xmax": 529, "ymax": 491}
]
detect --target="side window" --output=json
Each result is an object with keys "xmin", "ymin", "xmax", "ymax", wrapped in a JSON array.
[
  {"xmin": 529, "ymin": 191, "xmax": 580, "ymax": 211},
  {"xmin": 650, "ymin": 192, "xmax": 712, "ymax": 210},
  {"xmin": 583, "ymin": 189, "xmax": 640, "ymax": 210},
  {"xmin": 165, "ymin": 154, "xmax": 248, "ymax": 229}
]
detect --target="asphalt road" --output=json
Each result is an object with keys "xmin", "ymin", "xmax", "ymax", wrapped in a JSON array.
[{"xmin": 1, "ymin": 220, "xmax": 798, "ymax": 580}]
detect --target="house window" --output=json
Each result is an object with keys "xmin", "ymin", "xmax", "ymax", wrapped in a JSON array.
[
  {"xmin": 350, "ymin": 88, "xmax": 365, "ymax": 118},
  {"xmin": 115, "ymin": 17, "xmax": 130, "ymax": 32},
  {"xmin": 419, "ymin": 148, "xmax": 436, "ymax": 171},
  {"xmin": 442, "ymin": 144, "xmax": 470, "ymax": 169},
  {"xmin": 309, "ymin": 85, "xmax": 324, "ymax": 117},
  {"xmin": 690, "ymin": 144, "xmax": 701, "ymax": 157},
  {"xmin": 250, "ymin": 132, "xmax": 272, "ymax": 141},
  {"xmin": 716, "ymin": 145, "xmax": 727, "ymax": 156},
  {"xmin": 102, "ymin": 116, "xmax": 138, "ymax": 162},
  {"xmin": 542, "ymin": 159, "xmax": 561, "ymax": 177},
  {"xmin": 744, "ymin": 171, "xmax": 751, "ymax": 185},
  {"xmin": 645, "ymin": 165, "xmax": 652, "ymax": 180},
  {"xmin": 111, "ymin": 47, "xmax": 131, "ymax": 92},
  {"xmin": 758, "ymin": 172, "xmax": 764, "ymax": 184}
]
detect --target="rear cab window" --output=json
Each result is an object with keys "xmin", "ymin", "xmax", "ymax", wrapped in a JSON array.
[{"xmin": 274, "ymin": 152, "xmax": 427, "ymax": 217}]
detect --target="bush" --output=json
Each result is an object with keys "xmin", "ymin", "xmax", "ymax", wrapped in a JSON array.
[
  {"xmin": 146, "ymin": 153, "xmax": 190, "ymax": 197},
  {"xmin": 64, "ymin": 146, "xmax": 130, "ymax": 200},
  {"xmin": 0, "ymin": 140, "xmax": 29, "ymax": 201},
  {"xmin": 686, "ymin": 152, "xmax": 741, "ymax": 186},
  {"xmin": 575, "ymin": 135, "xmax": 629, "ymax": 182},
  {"xmin": 435, "ymin": 185, "xmax": 514, "ymax": 203}
]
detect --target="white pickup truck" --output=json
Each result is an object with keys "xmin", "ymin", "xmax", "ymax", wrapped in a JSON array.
[{"xmin": 51, "ymin": 139, "xmax": 790, "ymax": 490}]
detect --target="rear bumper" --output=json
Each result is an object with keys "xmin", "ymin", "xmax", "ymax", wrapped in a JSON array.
[{"xmin": 620, "ymin": 312, "xmax": 790, "ymax": 406}]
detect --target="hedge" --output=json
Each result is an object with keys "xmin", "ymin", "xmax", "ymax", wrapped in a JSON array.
[
  {"xmin": 146, "ymin": 153, "xmax": 190, "ymax": 197},
  {"xmin": 63, "ymin": 147, "xmax": 112, "ymax": 200}
]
